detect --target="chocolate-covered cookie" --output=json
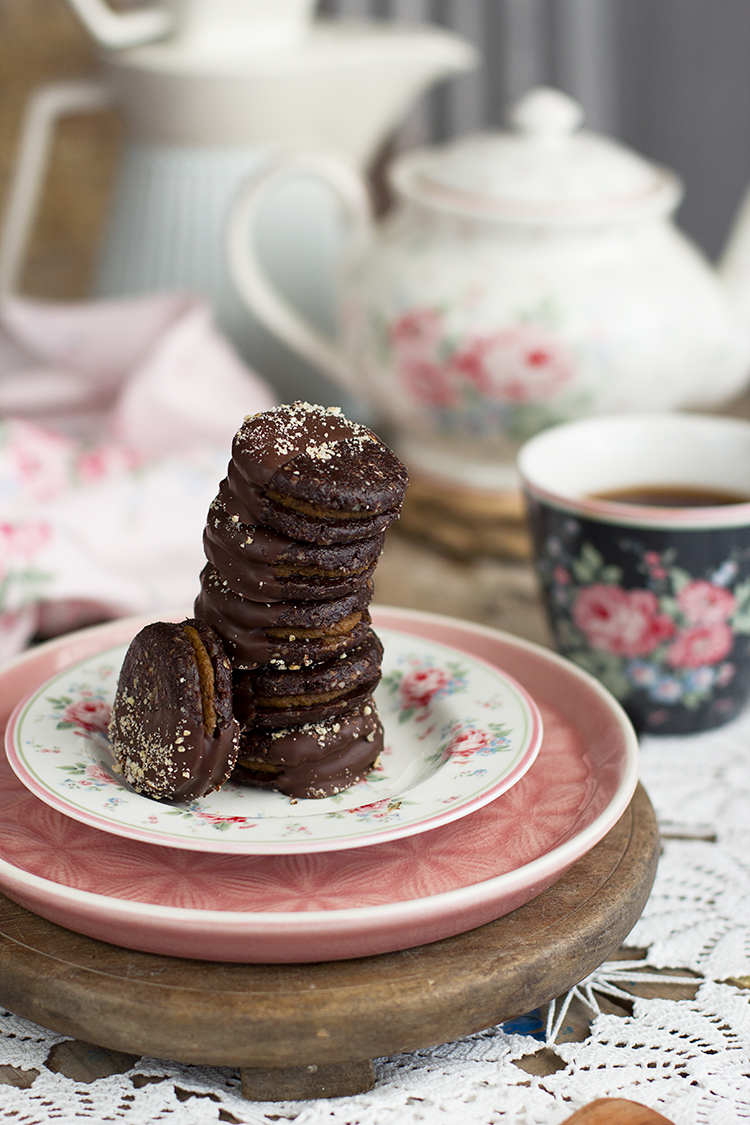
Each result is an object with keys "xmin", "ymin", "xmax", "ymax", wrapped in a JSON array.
[
  {"xmin": 203, "ymin": 491, "xmax": 383, "ymax": 602},
  {"xmin": 232, "ymin": 695, "xmax": 383, "ymax": 799},
  {"xmin": 224, "ymin": 402, "xmax": 408, "ymax": 544},
  {"xmin": 194, "ymin": 564, "xmax": 373, "ymax": 670},
  {"xmin": 233, "ymin": 629, "xmax": 383, "ymax": 728},
  {"xmin": 109, "ymin": 619, "xmax": 239, "ymax": 802}
]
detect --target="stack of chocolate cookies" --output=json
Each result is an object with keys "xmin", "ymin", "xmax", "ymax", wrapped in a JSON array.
[{"xmin": 194, "ymin": 402, "xmax": 408, "ymax": 799}]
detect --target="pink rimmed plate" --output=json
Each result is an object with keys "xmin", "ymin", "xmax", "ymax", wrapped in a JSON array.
[
  {"xmin": 4, "ymin": 627, "xmax": 542, "ymax": 854},
  {"xmin": 0, "ymin": 607, "xmax": 638, "ymax": 962}
]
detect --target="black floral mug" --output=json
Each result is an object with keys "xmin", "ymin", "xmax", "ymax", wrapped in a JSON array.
[{"xmin": 518, "ymin": 413, "xmax": 750, "ymax": 735}]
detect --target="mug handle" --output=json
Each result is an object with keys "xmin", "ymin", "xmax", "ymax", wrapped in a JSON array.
[
  {"xmin": 226, "ymin": 149, "xmax": 374, "ymax": 397},
  {"xmin": 0, "ymin": 80, "xmax": 114, "ymax": 301}
]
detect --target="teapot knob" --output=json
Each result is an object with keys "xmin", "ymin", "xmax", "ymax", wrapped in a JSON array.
[{"xmin": 508, "ymin": 87, "xmax": 584, "ymax": 139}]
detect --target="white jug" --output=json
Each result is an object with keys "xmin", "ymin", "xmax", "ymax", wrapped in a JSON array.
[{"xmin": 0, "ymin": 0, "xmax": 475, "ymax": 401}]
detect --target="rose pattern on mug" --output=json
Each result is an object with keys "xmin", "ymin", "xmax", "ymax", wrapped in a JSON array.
[
  {"xmin": 530, "ymin": 508, "xmax": 750, "ymax": 733},
  {"xmin": 378, "ymin": 303, "xmax": 592, "ymax": 442}
]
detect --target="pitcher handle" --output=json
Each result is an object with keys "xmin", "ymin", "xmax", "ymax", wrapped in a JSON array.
[
  {"xmin": 226, "ymin": 149, "xmax": 373, "ymax": 397},
  {"xmin": 0, "ymin": 80, "xmax": 114, "ymax": 301}
]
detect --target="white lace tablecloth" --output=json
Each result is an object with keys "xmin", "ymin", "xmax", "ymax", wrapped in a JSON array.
[{"xmin": 1, "ymin": 691, "xmax": 750, "ymax": 1123}]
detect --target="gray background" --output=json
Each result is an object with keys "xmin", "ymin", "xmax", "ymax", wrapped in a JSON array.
[{"xmin": 320, "ymin": 0, "xmax": 750, "ymax": 264}]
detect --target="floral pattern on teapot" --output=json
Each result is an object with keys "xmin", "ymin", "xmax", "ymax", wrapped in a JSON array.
[{"xmin": 376, "ymin": 302, "xmax": 593, "ymax": 442}]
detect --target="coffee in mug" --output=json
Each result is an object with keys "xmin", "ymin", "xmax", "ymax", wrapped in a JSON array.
[{"xmin": 518, "ymin": 413, "xmax": 750, "ymax": 735}]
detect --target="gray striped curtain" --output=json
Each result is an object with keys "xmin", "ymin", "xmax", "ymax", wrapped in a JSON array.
[{"xmin": 319, "ymin": 0, "xmax": 750, "ymax": 262}]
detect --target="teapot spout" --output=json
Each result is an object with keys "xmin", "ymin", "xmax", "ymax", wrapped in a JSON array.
[{"xmin": 719, "ymin": 183, "xmax": 750, "ymax": 333}]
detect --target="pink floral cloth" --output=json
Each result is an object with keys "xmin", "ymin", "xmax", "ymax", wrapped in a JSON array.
[{"xmin": 0, "ymin": 292, "xmax": 276, "ymax": 663}]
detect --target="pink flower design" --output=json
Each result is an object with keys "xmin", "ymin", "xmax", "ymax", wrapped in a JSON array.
[
  {"xmin": 77, "ymin": 444, "xmax": 141, "ymax": 485},
  {"xmin": 63, "ymin": 698, "xmax": 112, "ymax": 734},
  {"xmin": 446, "ymin": 727, "xmax": 490, "ymax": 759},
  {"xmin": 716, "ymin": 663, "xmax": 736, "ymax": 687},
  {"xmin": 193, "ymin": 812, "xmax": 251, "ymax": 825},
  {"xmin": 402, "ymin": 359, "xmax": 457, "ymax": 408},
  {"xmin": 452, "ymin": 325, "xmax": 575, "ymax": 404},
  {"xmin": 5, "ymin": 422, "xmax": 74, "ymax": 501},
  {"xmin": 667, "ymin": 623, "xmax": 734, "ymax": 669},
  {"xmin": 400, "ymin": 665, "xmax": 451, "ymax": 711},
  {"xmin": 85, "ymin": 762, "xmax": 117, "ymax": 785},
  {"xmin": 390, "ymin": 308, "xmax": 444, "ymax": 360},
  {"xmin": 572, "ymin": 584, "xmax": 675, "ymax": 658},
  {"xmin": 0, "ymin": 520, "xmax": 52, "ymax": 559},
  {"xmin": 677, "ymin": 580, "xmax": 737, "ymax": 625},
  {"xmin": 446, "ymin": 346, "xmax": 487, "ymax": 391}
]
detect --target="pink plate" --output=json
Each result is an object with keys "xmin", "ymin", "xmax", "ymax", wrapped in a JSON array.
[{"xmin": 0, "ymin": 607, "xmax": 639, "ymax": 963}]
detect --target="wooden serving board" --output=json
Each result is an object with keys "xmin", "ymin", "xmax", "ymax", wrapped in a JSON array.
[{"xmin": 0, "ymin": 784, "xmax": 658, "ymax": 1100}]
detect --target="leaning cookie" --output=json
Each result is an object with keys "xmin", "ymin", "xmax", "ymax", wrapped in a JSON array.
[
  {"xmin": 109, "ymin": 619, "xmax": 239, "ymax": 802},
  {"xmin": 232, "ymin": 696, "xmax": 384, "ymax": 799}
]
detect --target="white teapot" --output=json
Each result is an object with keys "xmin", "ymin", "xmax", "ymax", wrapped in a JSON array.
[{"xmin": 227, "ymin": 87, "xmax": 750, "ymax": 489}]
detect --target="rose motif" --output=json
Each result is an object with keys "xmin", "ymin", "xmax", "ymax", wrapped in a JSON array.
[
  {"xmin": 0, "ymin": 520, "xmax": 51, "ymax": 559},
  {"xmin": 390, "ymin": 308, "xmax": 444, "ymax": 362},
  {"xmin": 5, "ymin": 421, "xmax": 74, "ymax": 502},
  {"xmin": 452, "ymin": 325, "xmax": 575, "ymax": 404},
  {"xmin": 85, "ymin": 762, "xmax": 117, "ymax": 785},
  {"xmin": 63, "ymin": 698, "xmax": 112, "ymax": 734},
  {"xmin": 402, "ymin": 359, "xmax": 457, "ymax": 408},
  {"xmin": 445, "ymin": 727, "xmax": 490, "ymax": 759},
  {"xmin": 399, "ymin": 665, "xmax": 451, "ymax": 711},
  {"xmin": 572, "ymin": 584, "xmax": 675, "ymax": 658},
  {"xmin": 677, "ymin": 580, "xmax": 737, "ymax": 625},
  {"xmin": 77, "ymin": 445, "xmax": 141, "ymax": 485},
  {"xmin": 667, "ymin": 623, "xmax": 734, "ymax": 669}
]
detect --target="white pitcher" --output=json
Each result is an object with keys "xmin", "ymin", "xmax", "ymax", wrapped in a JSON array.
[{"xmin": 0, "ymin": 0, "xmax": 476, "ymax": 400}]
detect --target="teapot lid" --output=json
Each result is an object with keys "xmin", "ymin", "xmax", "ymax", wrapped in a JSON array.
[{"xmin": 391, "ymin": 87, "xmax": 682, "ymax": 222}]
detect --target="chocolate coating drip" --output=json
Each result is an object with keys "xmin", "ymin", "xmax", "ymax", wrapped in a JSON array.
[
  {"xmin": 233, "ymin": 697, "xmax": 384, "ymax": 798},
  {"xmin": 206, "ymin": 493, "xmax": 385, "ymax": 575},
  {"xmin": 203, "ymin": 525, "xmax": 377, "ymax": 603},
  {"xmin": 223, "ymin": 460, "xmax": 403, "ymax": 546},
  {"xmin": 195, "ymin": 564, "xmax": 373, "ymax": 670},
  {"xmin": 232, "ymin": 402, "xmax": 372, "ymax": 487}
]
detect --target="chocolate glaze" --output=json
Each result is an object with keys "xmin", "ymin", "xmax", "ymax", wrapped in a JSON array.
[
  {"xmin": 196, "ymin": 564, "xmax": 373, "ymax": 629},
  {"xmin": 195, "ymin": 597, "xmax": 371, "ymax": 671},
  {"xmin": 208, "ymin": 491, "xmax": 385, "ymax": 574},
  {"xmin": 233, "ymin": 677, "xmax": 381, "ymax": 730},
  {"xmin": 117, "ymin": 710, "xmax": 239, "ymax": 802},
  {"xmin": 203, "ymin": 527, "xmax": 377, "ymax": 603},
  {"xmin": 231, "ymin": 402, "xmax": 373, "ymax": 487},
  {"xmin": 108, "ymin": 620, "xmax": 239, "ymax": 802},
  {"xmin": 195, "ymin": 565, "xmax": 374, "ymax": 668},
  {"xmin": 223, "ymin": 459, "xmax": 404, "ymax": 546},
  {"xmin": 248, "ymin": 629, "xmax": 383, "ymax": 702},
  {"xmin": 233, "ymin": 697, "xmax": 383, "ymax": 798}
]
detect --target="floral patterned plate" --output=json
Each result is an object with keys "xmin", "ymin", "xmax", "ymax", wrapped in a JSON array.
[
  {"xmin": 0, "ymin": 608, "xmax": 638, "ymax": 962},
  {"xmin": 4, "ymin": 627, "xmax": 542, "ymax": 855}
]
